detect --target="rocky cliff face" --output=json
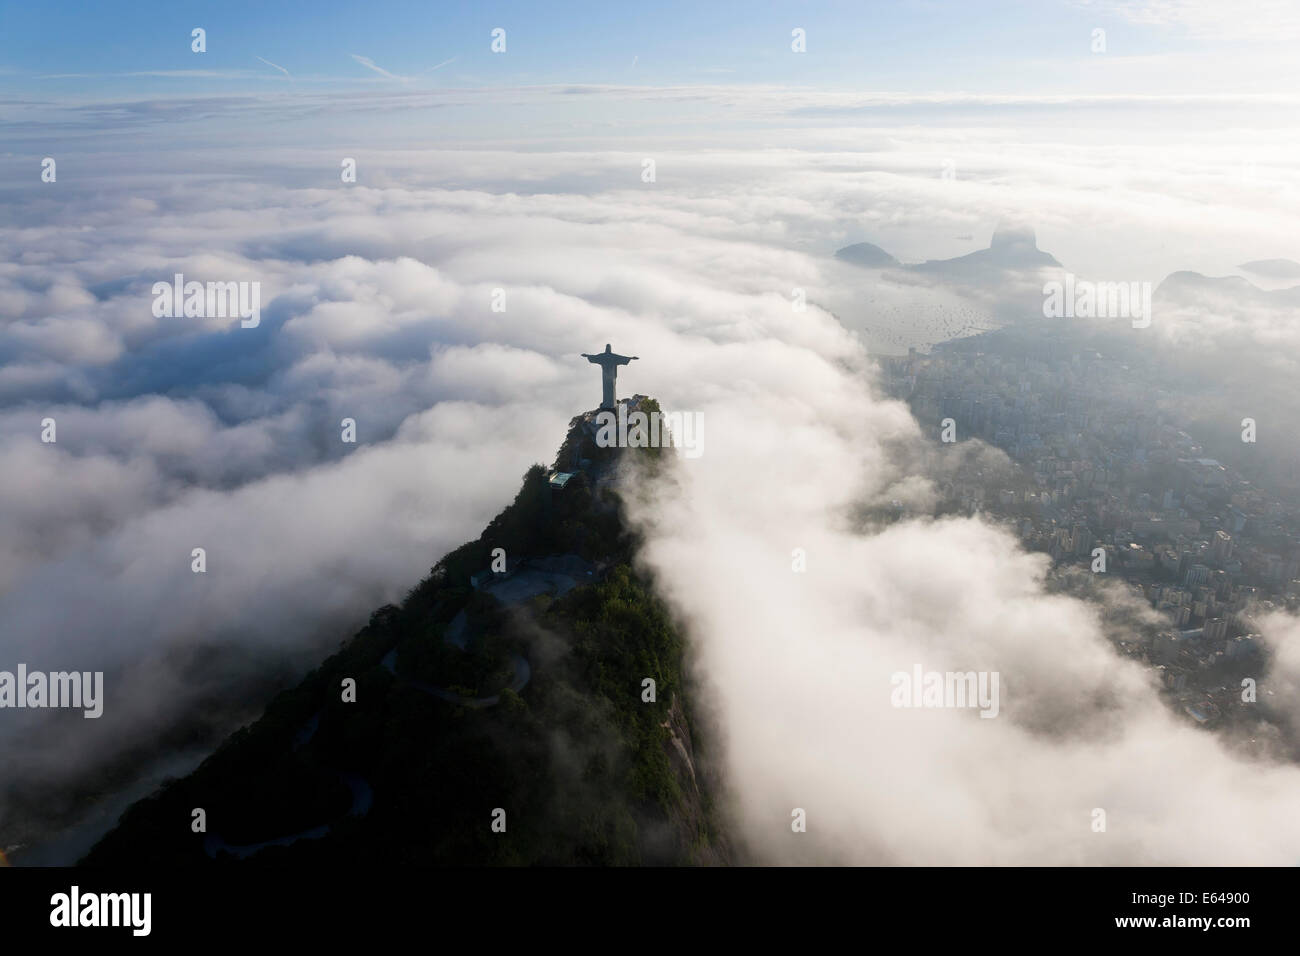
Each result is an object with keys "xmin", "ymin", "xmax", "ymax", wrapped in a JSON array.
[{"xmin": 661, "ymin": 691, "xmax": 731, "ymax": 865}]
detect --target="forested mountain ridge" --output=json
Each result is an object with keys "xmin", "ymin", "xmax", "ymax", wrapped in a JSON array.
[{"xmin": 83, "ymin": 400, "xmax": 731, "ymax": 865}]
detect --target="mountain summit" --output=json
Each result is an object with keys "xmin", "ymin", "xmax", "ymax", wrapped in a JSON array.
[
  {"xmin": 834, "ymin": 241, "xmax": 900, "ymax": 268},
  {"xmin": 909, "ymin": 222, "xmax": 1061, "ymax": 274},
  {"xmin": 83, "ymin": 401, "xmax": 730, "ymax": 866}
]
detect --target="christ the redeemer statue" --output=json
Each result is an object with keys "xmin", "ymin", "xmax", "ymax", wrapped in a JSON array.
[{"xmin": 581, "ymin": 344, "xmax": 638, "ymax": 409}]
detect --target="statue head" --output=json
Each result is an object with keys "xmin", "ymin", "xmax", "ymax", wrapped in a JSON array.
[{"xmin": 604, "ymin": 344, "xmax": 611, "ymax": 352}]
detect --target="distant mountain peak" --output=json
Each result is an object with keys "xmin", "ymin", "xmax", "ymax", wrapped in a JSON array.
[
  {"xmin": 831, "ymin": 223, "xmax": 1060, "ymax": 279},
  {"xmin": 910, "ymin": 222, "xmax": 1060, "ymax": 274},
  {"xmin": 989, "ymin": 222, "xmax": 1039, "ymax": 250},
  {"xmin": 833, "ymin": 241, "xmax": 900, "ymax": 269}
]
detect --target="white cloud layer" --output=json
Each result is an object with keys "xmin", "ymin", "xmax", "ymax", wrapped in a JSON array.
[{"xmin": 2, "ymin": 116, "xmax": 1300, "ymax": 861}]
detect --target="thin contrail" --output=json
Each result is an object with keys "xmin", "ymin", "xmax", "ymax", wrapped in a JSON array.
[
  {"xmin": 255, "ymin": 56, "xmax": 290, "ymax": 77},
  {"xmin": 420, "ymin": 56, "xmax": 457, "ymax": 75},
  {"xmin": 350, "ymin": 54, "xmax": 399, "ymax": 79}
]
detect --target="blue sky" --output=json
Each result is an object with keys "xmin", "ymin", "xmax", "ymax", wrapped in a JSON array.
[
  {"xmin": 0, "ymin": 0, "xmax": 1199, "ymax": 95},
  {"xmin": 2, "ymin": 1, "xmax": 1296, "ymax": 163}
]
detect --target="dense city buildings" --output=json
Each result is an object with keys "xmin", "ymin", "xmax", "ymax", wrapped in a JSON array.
[{"xmin": 881, "ymin": 330, "xmax": 1300, "ymax": 745}]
